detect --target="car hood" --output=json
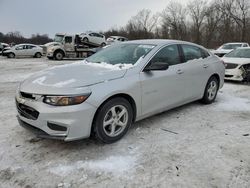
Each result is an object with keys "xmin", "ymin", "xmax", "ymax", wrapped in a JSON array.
[
  {"xmin": 20, "ymin": 62, "xmax": 128, "ymax": 95},
  {"xmin": 214, "ymin": 49, "xmax": 233, "ymax": 54},
  {"xmin": 222, "ymin": 57, "xmax": 250, "ymax": 65}
]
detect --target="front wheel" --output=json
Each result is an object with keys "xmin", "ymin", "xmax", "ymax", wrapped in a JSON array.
[
  {"xmin": 201, "ymin": 76, "xmax": 219, "ymax": 104},
  {"xmin": 93, "ymin": 97, "xmax": 133, "ymax": 144},
  {"xmin": 54, "ymin": 51, "xmax": 64, "ymax": 60},
  {"xmin": 8, "ymin": 53, "xmax": 15, "ymax": 58}
]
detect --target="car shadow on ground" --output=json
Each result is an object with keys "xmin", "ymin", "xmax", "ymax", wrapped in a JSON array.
[{"xmin": 26, "ymin": 100, "xmax": 202, "ymax": 151}]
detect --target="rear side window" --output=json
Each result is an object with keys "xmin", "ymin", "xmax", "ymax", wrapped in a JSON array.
[
  {"xmin": 150, "ymin": 45, "xmax": 181, "ymax": 66},
  {"xmin": 181, "ymin": 44, "xmax": 209, "ymax": 62}
]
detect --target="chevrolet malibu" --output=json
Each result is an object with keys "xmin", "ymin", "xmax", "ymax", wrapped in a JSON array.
[{"xmin": 16, "ymin": 40, "xmax": 225, "ymax": 143}]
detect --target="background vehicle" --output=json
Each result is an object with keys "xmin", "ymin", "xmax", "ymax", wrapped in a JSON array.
[
  {"xmin": 16, "ymin": 40, "xmax": 225, "ymax": 143},
  {"xmin": 3, "ymin": 44, "xmax": 43, "ymax": 58},
  {"xmin": 212, "ymin": 42, "xmax": 249, "ymax": 57},
  {"xmin": 222, "ymin": 47, "xmax": 250, "ymax": 82},
  {"xmin": 46, "ymin": 33, "xmax": 103, "ymax": 60},
  {"xmin": 80, "ymin": 32, "xmax": 106, "ymax": 46},
  {"xmin": 106, "ymin": 36, "xmax": 128, "ymax": 45},
  {"xmin": 0, "ymin": 42, "xmax": 10, "ymax": 55}
]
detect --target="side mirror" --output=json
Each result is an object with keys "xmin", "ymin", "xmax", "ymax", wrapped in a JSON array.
[{"xmin": 144, "ymin": 62, "xmax": 169, "ymax": 72}]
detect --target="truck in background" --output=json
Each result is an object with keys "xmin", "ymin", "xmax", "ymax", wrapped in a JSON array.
[{"xmin": 45, "ymin": 33, "xmax": 103, "ymax": 60}]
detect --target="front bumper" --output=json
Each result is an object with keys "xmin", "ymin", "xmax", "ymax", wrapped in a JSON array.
[
  {"xmin": 16, "ymin": 96, "xmax": 97, "ymax": 141},
  {"xmin": 225, "ymin": 68, "xmax": 243, "ymax": 81}
]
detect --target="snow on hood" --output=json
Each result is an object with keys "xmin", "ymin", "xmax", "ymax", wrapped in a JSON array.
[
  {"xmin": 222, "ymin": 57, "xmax": 250, "ymax": 65},
  {"xmin": 20, "ymin": 60, "xmax": 133, "ymax": 95}
]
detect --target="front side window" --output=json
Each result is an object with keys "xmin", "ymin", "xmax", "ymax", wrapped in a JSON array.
[
  {"xmin": 150, "ymin": 45, "xmax": 181, "ymax": 66},
  {"xmin": 87, "ymin": 43, "xmax": 155, "ymax": 65},
  {"xmin": 65, "ymin": 36, "xmax": 72, "ymax": 43},
  {"xmin": 16, "ymin": 45, "xmax": 24, "ymax": 50}
]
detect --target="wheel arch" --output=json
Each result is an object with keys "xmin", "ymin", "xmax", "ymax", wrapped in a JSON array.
[
  {"xmin": 91, "ymin": 93, "xmax": 137, "ymax": 131},
  {"xmin": 53, "ymin": 49, "xmax": 65, "ymax": 57}
]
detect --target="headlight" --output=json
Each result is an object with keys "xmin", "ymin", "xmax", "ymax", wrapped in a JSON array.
[{"xmin": 43, "ymin": 94, "xmax": 91, "ymax": 106}]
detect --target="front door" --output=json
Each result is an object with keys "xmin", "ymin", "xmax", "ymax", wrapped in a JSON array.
[{"xmin": 140, "ymin": 44, "xmax": 188, "ymax": 116}]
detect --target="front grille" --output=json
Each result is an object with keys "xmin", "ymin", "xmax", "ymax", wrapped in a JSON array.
[
  {"xmin": 225, "ymin": 63, "xmax": 238, "ymax": 69},
  {"xmin": 225, "ymin": 75, "xmax": 234, "ymax": 78},
  {"xmin": 16, "ymin": 100, "xmax": 39, "ymax": 120}
]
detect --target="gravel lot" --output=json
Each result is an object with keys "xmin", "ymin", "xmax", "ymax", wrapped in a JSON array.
[{"xmin": 0, "ymin": 56, "xmax": 249, "ymax": 188}]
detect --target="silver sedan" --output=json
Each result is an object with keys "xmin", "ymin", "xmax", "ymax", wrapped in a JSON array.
[{"xmin": 15, "ymin": 40, "xmax": 225, "ymax": 143}]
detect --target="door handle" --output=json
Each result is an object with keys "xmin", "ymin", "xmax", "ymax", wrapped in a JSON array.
[
  {"xmin": 203, "ymin": 64, "xmax": 209, "ymax": 68},
  {"xmin": 176, "ymin": 69, "xmax": 184, "ymax": 74}
]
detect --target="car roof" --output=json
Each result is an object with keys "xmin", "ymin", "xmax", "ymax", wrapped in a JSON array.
[
  {"xmin": 235, "ymin": 47, "xmax": 250, "ymax": 49},
  {"xmin": 224, "ymin": 42, "xmax": 248, "ymax": 45},
  {"xmin": 124, "ymin": 39, "xmax": 203, "ymax": 47},
  {"xmin": 16, "ymin": 43, "xmax": 37, "ymax": 46}
]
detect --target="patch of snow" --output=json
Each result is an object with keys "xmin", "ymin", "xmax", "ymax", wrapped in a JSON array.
[
  {"xmin": 215, "ymin": 94, "xmax": 250, "ymax": 111},
  {"xmin": 0, "ymin": 73, "xmax": 34, "ymax": 83},
  {"xmin": 82, "ymin": 60, "xmax": 134, "ymax": 70},
  {"xmin": 48, "ymin": 155, "xmax": 137, "ymax": 177},
  {"xmin": 31, "ymin": 76, "xmax": 76, "ymax": 88}
]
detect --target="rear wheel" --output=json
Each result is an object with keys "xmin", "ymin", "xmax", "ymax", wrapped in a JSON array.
[
  {"xmin": 8, "ymin": 53, "xmax": 15, "ymax": 58},
  {"xmin": 93, "ymin": 97, "xmax": 133, "ymax": 144},
  {"xmin": 101, "ymin": 42, "xmax": 106, "ymax": 47},
  {"xmin": 54, "ymin": 51, "xmax": 64, "ymax": 60},
  {"xmin": 201, "ymin": 76, "xmax": 219, "ymax": 104},
  {"xmin": 34, "ymin": 52, "xmax": 42, "ymax": 58}
]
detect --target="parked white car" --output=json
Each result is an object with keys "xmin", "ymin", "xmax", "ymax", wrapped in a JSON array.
[
  {"xmin": 3, "ymin": 44, "xmax": 43, "ymax": 58},
  {"xmin": 16, "ymin": 40, "xmax": 225, "ymax": 143},
  {"xmin": 212, "ymin": 42, "xmax": 249, "ymax": 57},
  {"xmin": 222, "ymin": 47, "xmax": 250, "ymax": 81},
  {"xmin": 106, "ymin": 36, "xmax": 128, "ymax": 45},
  {"xmin": 80, "ymin": 32, "xmax": 106, "ymax": 46}
]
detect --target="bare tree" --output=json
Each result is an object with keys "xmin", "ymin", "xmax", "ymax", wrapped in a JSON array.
[
  {"xmin": 188, "ymin": 0, "xmax": 207, "ymax": 44},
  {"xmin": 126, "ymin": 9, "xmax": 159, "ymax": 39},
  {"xmin": 161, "ymin": 1, "xmax": 188, "ymax": 40}
]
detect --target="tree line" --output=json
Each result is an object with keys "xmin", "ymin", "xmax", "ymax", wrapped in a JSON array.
[
  {"xmin": 104, "ymin": 0, "xmax": 250, "ymax": 48},
  {"xmin": 0, "ymin": 31, "xmax": 52, "ymax": 46},
  {"xmin": 1, "ymin": 0, "xmax": 249, "ymax": 49}
]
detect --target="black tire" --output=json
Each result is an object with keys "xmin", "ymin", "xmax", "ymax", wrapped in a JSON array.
[
  {"xmin": 54, "ymin": 51, "xmax": 64, "ymax": 60},
  {"xmin": 34, "ymin": 52, "xmax": 42, "ymax": 58},
  {"xmin": 101, "ymin": 42, "xmax": 106, "ymax": 47},
  {"xmin": 201, "ymin": 76, "xmax": 219, "ymax": 104},
  {"xmin": 8, "ymin": 53, "xmax": 15, "ymax": 58},
  {"xmin": 83, "ymin": 37, "xmax": 89, "ymax": 43},
  {"xmin": 93, "ymin": 97, "xmax": 133, "ymax": 144}
]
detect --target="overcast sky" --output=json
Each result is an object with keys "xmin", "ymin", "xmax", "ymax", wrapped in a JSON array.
[{"xmin": 0, "ymin": 0, "xmax": 191, "ymax": 38}]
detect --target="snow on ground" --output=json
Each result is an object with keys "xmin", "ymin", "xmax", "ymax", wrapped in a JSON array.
[{"xmin": 0, "ymin": 56, "xmax": 249, "ymax": 188}]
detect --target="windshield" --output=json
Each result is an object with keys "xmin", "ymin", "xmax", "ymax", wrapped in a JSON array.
[
  {"xmin": 87, "ymin": 43, "xmax": 155, "ymax": 65},
  {"xmin": 225, "ymin": 48, "xmax": 250, "ymax": 58},
  {"xmin": 221, "ymin": 44, "xmax": 242, "ymax": 50},
  {"xmin": 54, "ymin": 35, "xmax": 64, "ymax": 43}
]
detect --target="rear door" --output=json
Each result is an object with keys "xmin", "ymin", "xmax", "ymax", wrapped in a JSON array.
[
  {"xmin": 140, "ymin": 44, "xmax": 188, "ymax": 116},
  {"xmin": 179, "ymin": 44, "xmax": 211, "ymax": 100}
]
